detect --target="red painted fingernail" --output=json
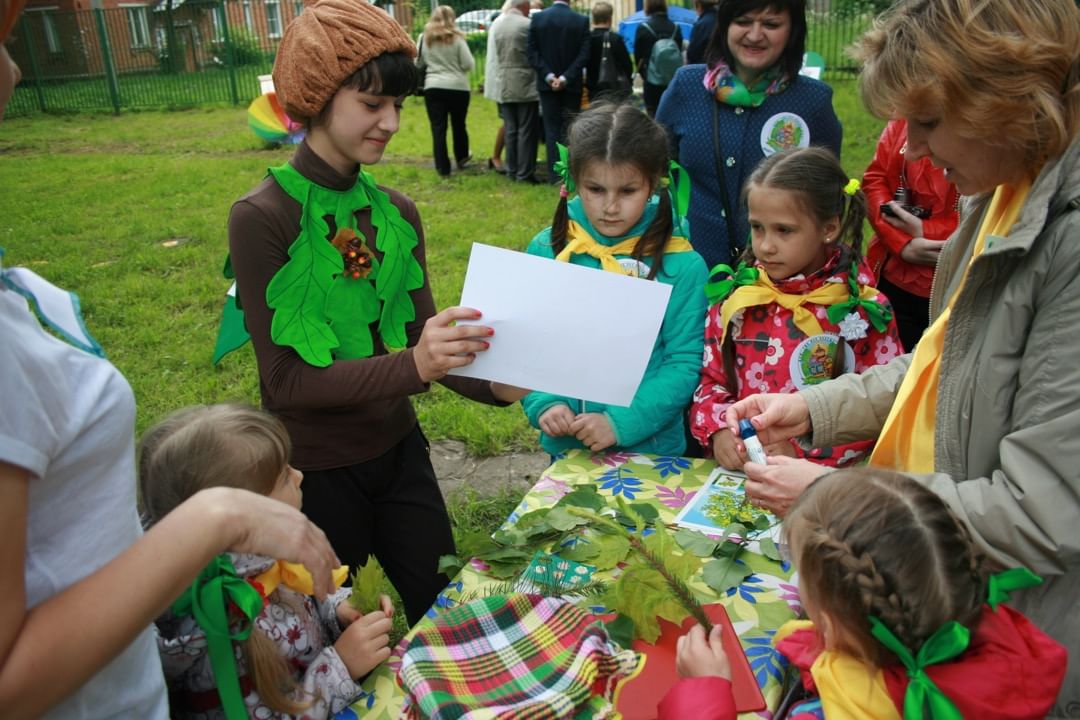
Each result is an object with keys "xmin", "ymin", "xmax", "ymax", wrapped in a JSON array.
[
  {"xmin": 487, "ymin": 328, "xmax": 495, "ymax": 336},
  {"xmin": 482, "ymin": 341, "xmax": 490, "ymax": 349}
]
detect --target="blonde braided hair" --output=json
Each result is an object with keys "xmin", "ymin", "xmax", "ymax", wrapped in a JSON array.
[{"xmin": 785, "ymin": 468, "xmax": 987, "ymax": 666}]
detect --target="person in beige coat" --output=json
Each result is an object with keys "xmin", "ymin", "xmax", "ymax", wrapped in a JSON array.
[
  {"xmin": 490, "ymin": 0, "xmax": 541, "ymax": 183},
  {"xmin": 723, "ymin": 0, "xmax": 1080, "ymax": 712}
]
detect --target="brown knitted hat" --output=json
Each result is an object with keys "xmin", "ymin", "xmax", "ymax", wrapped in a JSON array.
[{"xmin": 273, "ymin": 0, "xmax": 416, "ymax": 121}]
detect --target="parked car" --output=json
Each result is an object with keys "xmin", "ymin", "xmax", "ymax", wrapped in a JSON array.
[{"xmin": 455, "ymin": 8, "xmax": 500, "ymax": 32}]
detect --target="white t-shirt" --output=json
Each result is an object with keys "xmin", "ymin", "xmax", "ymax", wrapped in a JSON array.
[{"xmin": 0, "ymin": 286, "xmax": 168, "ymax": 719}]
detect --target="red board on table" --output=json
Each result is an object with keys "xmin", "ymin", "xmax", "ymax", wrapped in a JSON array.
[{"xmin": 611, "ymin": 603, "xmax": 766, "ymax": 719}]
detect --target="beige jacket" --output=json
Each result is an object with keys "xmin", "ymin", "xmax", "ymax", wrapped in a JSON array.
[
  {"xmin": 802, "ymin": 133, "xmax": 1080, "ymax": 713},
  {"xmin": 490, "ymin": 8, "xmax": 538, "ymax": 105}
]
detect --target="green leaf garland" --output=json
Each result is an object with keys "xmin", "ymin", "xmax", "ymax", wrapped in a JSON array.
[{"xmin": 263, "ymin": 163, "xmax": 424, "ymax": 366}]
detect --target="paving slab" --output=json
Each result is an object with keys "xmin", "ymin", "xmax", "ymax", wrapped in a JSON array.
[{"xmin": 430, "ymin": 440, "xmax": 550, "ymax": 501}]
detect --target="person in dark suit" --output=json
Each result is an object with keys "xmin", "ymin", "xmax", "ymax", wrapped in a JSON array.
[
  {"xmin": 586, "ymin": 1, "xmax": 634, "ymax": 104},
  {"xmin": 686, "ymin": 0, "xmax": 718, "ymax": 64},
  {"xmin": 525, "ymin": 0, "xmax": 590, "ymax": 182}
]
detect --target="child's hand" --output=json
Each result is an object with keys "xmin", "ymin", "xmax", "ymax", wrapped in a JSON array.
[
  {"xmin": 339, "ymin": 594, "xmax": 393, "ymax": 627},
  {"xmin": 570, "ymin": 413, "xmax": 616, "ymax": 453},
  {"xmin": 539, "ymin": 405, "xmax": 576, "ymax": 437},
  {"xmin": 334, "ymin": 608, "xmax": 394, "ymax": 679},
  {"xmin": 676, "ymin": 624, "xmax": 731, "ymax": 679},
  {"xmin": 711, "ymin": 430, "xmax": 746, "ymax": 470},
  {"xmin": 413, "ymin": 306, "xmax": 493, "ymax": 383}
]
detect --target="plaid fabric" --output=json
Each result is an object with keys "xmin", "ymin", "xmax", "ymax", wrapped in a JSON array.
[{"xmin": 398, "ymin": 594, "xmax": 642, "ymax": 720}]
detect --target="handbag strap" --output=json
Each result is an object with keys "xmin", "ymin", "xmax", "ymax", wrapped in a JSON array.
[{"xmin": 711, "ymin": 100, "xmax": 741, "ymax": 261}]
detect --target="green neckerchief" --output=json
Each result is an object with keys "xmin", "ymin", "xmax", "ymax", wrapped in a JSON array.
[
  {"xmin": 825, "ymin": 260, "xmax": 893, "ymax": 333},
  {"xmin": 986, "ymin": 567, "xmax": 1043, "ymax": 611},
  {"xmin": 265, "ymin": 162, "xmax": 424, "ymax": 367},
  {"xmin": 869, "ymin": 617, "xmax": 968, "ymax": 720},
  {"xmin": 172, "ymin": 555, "xmax": 265, "ymax": 720},
  {"xmin": 704, "ymin": 261, "xmax": 759, "ymax": 306}
]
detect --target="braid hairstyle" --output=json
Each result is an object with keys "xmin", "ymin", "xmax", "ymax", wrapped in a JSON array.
[
  {"xmin": 548, "ymin": 101, "xmax": 674, "ymax": 280},
  {"xmin": 721, "ymin": 147, "xmax": 870, "ymax": 384},
  {"xmin": 784, "ymin": 468, "xmax": 988, "ymax": 667},
  {"xmin": 139, "ymin": 404, "xmax": 311, "ymax": 715}
]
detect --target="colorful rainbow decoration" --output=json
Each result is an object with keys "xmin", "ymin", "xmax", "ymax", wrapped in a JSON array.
[{"xmin": 247, "ymin": 91, "xmax": 305, "ymax": 145}]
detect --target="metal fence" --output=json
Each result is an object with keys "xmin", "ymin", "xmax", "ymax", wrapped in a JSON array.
[{"xmin": 6, "ymin": 0, "xmax": 878, "ymax": 118}]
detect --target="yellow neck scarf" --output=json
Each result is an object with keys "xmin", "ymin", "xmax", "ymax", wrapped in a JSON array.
[
  {"xmin": 720, "ymin": 271, "xmax": 883, "ymax": 340},
  {"xmin": 554, "ymin": 219, "xmax": 693, "ymax": 275},
  {"xmin": 870, "ymin": 180, "xmax": 1031, "ymax": 472},
  {"xmin": 251, "ymin": 560, "xmax": 350, "ymax": 597},
  {"xmin": 776, "ymin": 620, "xmax": 899, "ymax": 720}
]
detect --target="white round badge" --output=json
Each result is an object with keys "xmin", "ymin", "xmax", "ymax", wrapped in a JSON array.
[
  {"xmin": 788, "ymin": 334, "xmax": 856, "ymax": 390},
  {"xmin": 760, "ymin": 112, "xmax": 811, "ymax": 156},
  {"xmin": 617, "ymin": 257, "xmax": 652, "ymax": 278}
]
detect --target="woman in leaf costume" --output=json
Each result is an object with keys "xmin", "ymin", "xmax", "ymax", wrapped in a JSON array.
[
  {"xmin": 688, "ymin": 147, "xmax": 901, "ymax": 469},
  {"xmin": 144, "ymin": 405, "xmax": 394, "ymax": 719},
  {"xmin": 660, "ymin": 468, "xmax": 1066, "ymax": 719},
  {"xmin": 227, "ymin": 0, "xmax": 524, "ymax": 625}
]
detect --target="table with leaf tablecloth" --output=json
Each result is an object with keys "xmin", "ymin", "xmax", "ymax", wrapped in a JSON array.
[{"xmin": 337, "ymin": 450, "xmax": 800, "ymax": 719}]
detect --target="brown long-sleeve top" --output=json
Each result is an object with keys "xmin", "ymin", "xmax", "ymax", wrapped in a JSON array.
[{"xmin": 228, "ymin": 141, "xmax": 502, "ymax": 470}]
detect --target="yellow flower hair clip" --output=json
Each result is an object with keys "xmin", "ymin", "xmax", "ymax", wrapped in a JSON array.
[{"xmin": 843, "ymin": 178, "xmax": 861, "ymax": 196}]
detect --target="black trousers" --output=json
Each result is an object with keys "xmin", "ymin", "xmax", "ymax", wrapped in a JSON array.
[
  {"xmin": 878, "ymin": 276, "xmax": 931, "ymax": 353},
  {"xmin": 499, "ymin": 100, "xmax": 540, "ymax": 181},
  {"xmin": 424, "ymin": 88, "xmax": 471, "ymax": 176},
  {"xmin": 539, "ymin": 88, "xmax": 583, "ymax": 182},
  {"xmin": 300, "ymin": 425, "xmax": 455, "ymax": 625},
  {"xmin": 642, "ymin": 82, "xmax": 666, "ymax": 117}
]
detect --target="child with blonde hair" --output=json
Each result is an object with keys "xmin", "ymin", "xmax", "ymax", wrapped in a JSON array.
[
  {"xmin": 661, "ymin": 468, "xmax": 1066, "ymax": 719},
  {"xmin": 142, "ymin": 405, "xmax": 393, "ymax": 719}
]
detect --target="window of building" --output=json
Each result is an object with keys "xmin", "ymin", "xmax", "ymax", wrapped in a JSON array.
[
  {"xmin": 210, "ymin": 5, "xmax": 224, "ymax": 42},
  {"xmin": 26, "ymin": 7, "xmax": 62, "ymax": 54},
  {"xmin": 292, "ymin": 0, "xmax": 302, "ymax": 18},
  {"xmin": 266, "ymin": 0, "xmax": 281, "ymax": 38},
  {"xmin": 242, "ymin": 0, "xmax": 253, "ymax": 31},
  {"xmin": 123, "ymin": 5, "xmax": 151, "ymax": 49}
]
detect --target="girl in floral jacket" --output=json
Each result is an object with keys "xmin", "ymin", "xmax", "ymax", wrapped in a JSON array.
[
  {"xmin": 690, "ymin": 147, "xmax": 901, "ymax": 468},
  {"xmin": 142, "ymin": 405, "xmax": 394, "ymax": 719}
]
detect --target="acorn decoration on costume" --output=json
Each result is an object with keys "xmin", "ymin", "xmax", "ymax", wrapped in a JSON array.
[{"xmin": 332, "ymin": 228, "xmax": 374, "ymax": 280}]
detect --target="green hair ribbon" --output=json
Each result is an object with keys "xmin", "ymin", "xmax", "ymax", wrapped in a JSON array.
[
  {"xmin": 172, "ymin": 555, "xmax": 266, "ymax": 720},
  {"xmin": 986, "ymin": 567, "xmax": 1042, "ymax": 611},
  {"xmin": 869, "ymin": 617, "xmax": 968, "ymax": 720},
  {"xmin": 705, "ymin": 261, "xmax": 759, "ymax": 306},
  {"xmin": 825, "ymin": 261, "xmax": 894, "ymax": 332},
  {"xmin": 554, "ymin": 143, "xmax": 574, "ymax": 194},
  {"xmin": 666, "ymin": 159, "xmax": 691, "ymax": 222}
]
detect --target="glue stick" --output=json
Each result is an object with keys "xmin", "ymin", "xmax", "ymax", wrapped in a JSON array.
[{"xmin": 738, "ymin": 419, "xmax": 769, "ymax": 465}]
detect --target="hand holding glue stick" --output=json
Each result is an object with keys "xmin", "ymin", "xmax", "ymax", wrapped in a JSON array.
[{"xmin": 738, "ymin": 419, "xmax": 769, "ymax": 466}]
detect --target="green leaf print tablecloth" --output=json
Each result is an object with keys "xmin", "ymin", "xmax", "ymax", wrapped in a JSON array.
[{"xmin": 338, "ymin": 450, "xmax": 800, "ymax": 719}]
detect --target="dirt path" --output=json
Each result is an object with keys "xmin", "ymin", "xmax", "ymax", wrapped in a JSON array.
[{"xmin": 429, "ymin": 440, "xmax": 550, "ymax": 501}]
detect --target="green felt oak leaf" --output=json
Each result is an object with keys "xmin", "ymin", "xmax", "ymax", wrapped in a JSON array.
[
  {"xmin": 348, "ymin": 556, "xmax": 386, "ymax": 614},
  {"xmin": 360, "ymin": 171, "xmax": 424, "ymax": 350},
  {"xmin": 266, "ymin": 224, "xmax": 343, "ymax": 367},
  {"xmin": 325, "ymin": 271, "xmax": 379, "ymax": 360}
]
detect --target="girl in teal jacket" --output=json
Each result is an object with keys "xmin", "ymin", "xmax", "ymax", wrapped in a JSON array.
[{"xmin": 522, "ymin": 103, "xmax": 708, "ymax": 457}]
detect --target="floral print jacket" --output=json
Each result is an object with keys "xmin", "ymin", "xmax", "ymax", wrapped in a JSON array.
[
  {"xmin": 156, "ymin": 553, "xmax": 361, "ymax": 719},
  {"xmin": 690, "ymin": 250, "xmax": 902, "ymax": 466}
]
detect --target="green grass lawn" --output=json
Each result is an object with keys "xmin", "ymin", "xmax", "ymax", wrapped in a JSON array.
[{"xmin": 0, "ymin": 85, "xmax": 884, "ymax": 455}]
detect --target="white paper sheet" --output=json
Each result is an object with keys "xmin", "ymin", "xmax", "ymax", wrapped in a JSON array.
[{"xmin": 448, "ymin": 243, "xmax": 672, "ymax": 407}]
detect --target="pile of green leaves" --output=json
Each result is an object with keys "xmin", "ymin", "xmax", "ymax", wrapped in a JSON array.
[{"xmin": 438, "ymin": 484, "xmax": 781, "ymax": 643}]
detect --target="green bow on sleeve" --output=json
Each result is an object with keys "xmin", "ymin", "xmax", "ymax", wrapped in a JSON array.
[
  {"xmin": 554, "ymin": 143, "xmax": 575, "ymax": 194},
  {"xmin": 666, "ymin": 159, "xmax": 691, "ymax": 222},
  {"xmin": 869, "ymin": 617, "xmax": 968, "ymax": 720},
  {"xmin": 172, "ymin": 555, "xmax": 266, "ymax": 720},
  {"xmin": 825, "ymin": 261, "xmax": 894, "ymax": 332},
  {"xmin": 705, "ymin": 262, "xmax": 759, "ymax": 306},
  {"xmin": 986, "ymin": 567, "xmax": 1043, "ymax": 611}
]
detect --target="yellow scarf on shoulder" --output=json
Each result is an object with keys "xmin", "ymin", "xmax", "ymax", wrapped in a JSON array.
[
  {"xmin": 776, "ymin": 620, "xmax": 900, "ymax": 720},
  {"xmin": 554, "ymin": 219, "xmax": 693, "ymax": 275},
  {"xmin": 870, "ymin": 180, "xmax": 1031, "ymax": 472},
  {"xmin": 252, "ymin": 561, "xmax": 350, "ymax": 597}
]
